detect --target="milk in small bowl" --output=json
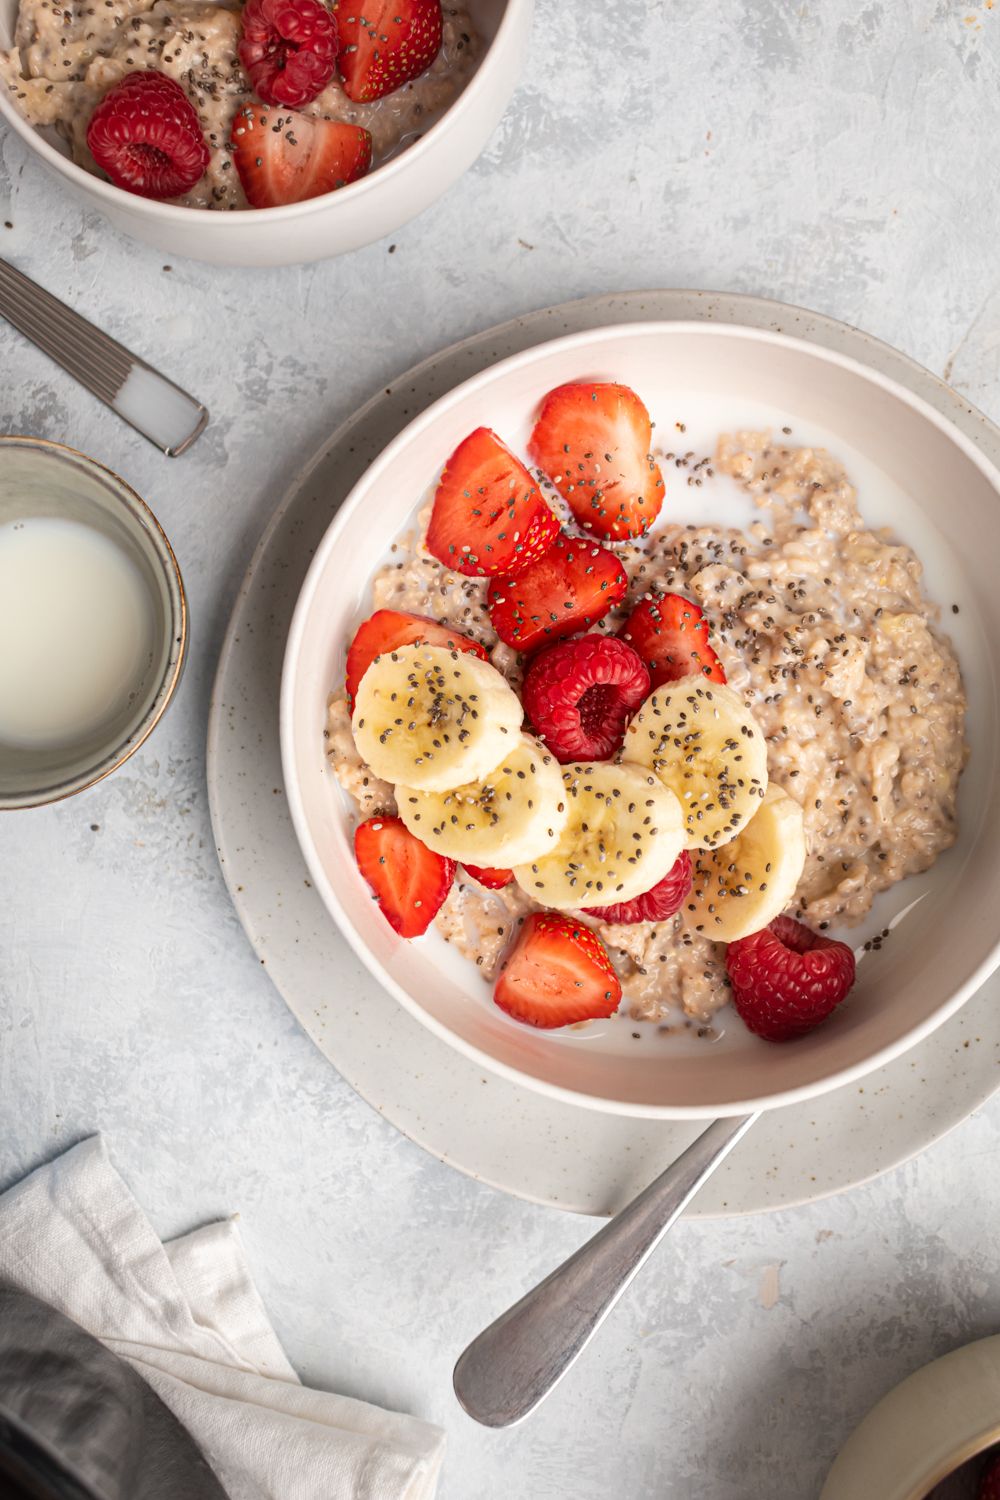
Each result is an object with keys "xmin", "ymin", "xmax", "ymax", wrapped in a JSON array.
[{"xmin": 0, "ymin": 438, "xmax": 186, "ymax": 808}]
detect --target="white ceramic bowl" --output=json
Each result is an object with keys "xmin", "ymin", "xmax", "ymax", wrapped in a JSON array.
[
  {"xmin": 281, "ymin": 320, "xmax": 1000, "ymax": 1118},
  {"xmin": 0, "ymin": 0, "xmax": 530, "ymax": 266},
  {"xmin": 821, "ymin": 1334, "xmax": 1000, "ymax": 1500}
]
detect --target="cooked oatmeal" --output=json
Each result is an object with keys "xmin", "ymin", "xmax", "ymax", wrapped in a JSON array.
[
  {"xmin": 0, "ymin": 1, "xmax": 480, "ymax": 208},
  {"xmin": 326, "ymin": 432, "xmax": 968, "ymax": 1027}
]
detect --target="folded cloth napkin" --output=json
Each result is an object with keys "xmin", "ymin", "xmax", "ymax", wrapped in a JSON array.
[{"xmin": 0, "ymin": 1137, "xmax": 445, "ymax": 1500}]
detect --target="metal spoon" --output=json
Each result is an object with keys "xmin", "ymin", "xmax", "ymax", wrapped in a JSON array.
[
  {"xmin": 453, "ymin": 1111, "xmax": 760, "ymax": 1427},
  {"xmin": 0, "ymin": 256, "xmax": 207, "ymax": 456}
]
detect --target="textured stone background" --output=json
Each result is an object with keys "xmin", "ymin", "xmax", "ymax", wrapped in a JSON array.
[{"xmin": 3, "ymin": 2, "xmax": 1000, "ymax": 1496}]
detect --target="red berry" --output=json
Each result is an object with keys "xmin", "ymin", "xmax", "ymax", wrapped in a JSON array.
[
  {"xmin": 230, "ymin": 105, "xmax": 370, "ymax": 207},
  {"xmin": 619, "ymin": 592, "xmax": 726, "ymax": 687},
  {"xmin": 583, "ymin": 851, "xmax": 692, "ymax": 924},
  {"xmin": 978, "ymin": 1452, "xmax": 1000, "ymax": 1500},
  {"xmin": 461, "ymin": 864, "xmax": 513, "ymax": 890},
  {"xmin": 495, "ymin": 911, "xmax": 622, "ymax": 1029},
  {"xmin": 487, "ymin": 532, "xmax": 627, "ymax": 654},
  {"xmin": 345, "ymin": 608, "xmax": 487, "ymax": 707},
  {"xmin": 239, "ymin": 0, "xmax": 338, "ymax": 108},
  {"xmin": 86, "ymin": 72, "xmax": 209, "ymax": 200},
  {"xmin": 354, "ymin": 815, "xmax": 454, "ymax": 939},
  {"xmin": 425, "ymin": 427, "xmax": 560, "ymax": 579},
  {"xmin": 528, "ymin": 381, "xmax": 665, "ymax": 540},
  {"xmin": 726, "ymin": 915, "xmax": 856, "ymax": 1042},
  {"xmin": 522, "ymin": 634, "xmax": 650, "ymax": 763},
  {"xmin": 337, "ymin": 0, "xmax": 442, "ymax": 103}
]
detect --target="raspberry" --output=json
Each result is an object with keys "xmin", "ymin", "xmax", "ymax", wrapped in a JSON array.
[
  {"xmin": 726, "ymin": 915, "xmax": 856, "ymax": 1042},
  {"xmin": 239, "ymin": 0, "xmax": 338, "ymax": 108},
  {"xmin": 86, "ymin": 72, "xmax": 210, "ymax": 200},
  {"xmin": 583, "ymin": 851, "xmax": 692, "ymax": 924},
  {"xmin": 522, "ymin": 634, "xmax": 650, "ymax": 763}
]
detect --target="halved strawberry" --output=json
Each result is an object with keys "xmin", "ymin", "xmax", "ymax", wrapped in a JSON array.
[
  {"xmin": 345, "ymin": 608, "xmax": 487, "ymax": 707},
  {"xmin": 619, "ymin": 592, "xmax": 726, "ymax": 686},
  {"xmin": 425, "ymin": 427, "xmax": 560, "ymax": 579},
  {"xmin": 487, "ymin": 532, "xmax": 628, "ymax": 653},
  {"xmin": 461, "ymin": 863, "xmax": 513, "ymax": 890},
  {"xmin": 336, "ymin": 0, "xmax": 442, "ymax": 103},
  {"xmin": 354, "ymin": 815, "xmax": 454, "ymax": 938},
  {"xmin": 230, "ymin": 104, "xmax": 371, "ymax": 207},
  {"xmin": 528, "ymin": 382, "xmax": 665, "ymax": 541},
  {"xmin": 494, "ymin": 912, "xmax": 622, "ymax": 1029}
]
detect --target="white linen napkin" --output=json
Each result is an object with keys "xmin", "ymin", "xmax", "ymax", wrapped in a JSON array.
[{"xmin": 0, "ymin": 1136, "xmax": 445, "ymax": 1500}]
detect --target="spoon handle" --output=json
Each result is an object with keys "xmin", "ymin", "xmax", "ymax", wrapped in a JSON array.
[
  {"xmin": 0, "ymin": 256, "xmax": 207, "ymax": 456},
  {"xmin": 453, "ymin": 1111, "xmax": 760, "ymax": 1428}
]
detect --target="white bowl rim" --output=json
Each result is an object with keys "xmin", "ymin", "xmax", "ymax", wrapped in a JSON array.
[
  {"xmin": 0, "ymin": 0, "xmax": 529, "ymax": 224},
  {"xmin": 281, "ymin": 317, "xmax": 1000, "ymax": 1119}
]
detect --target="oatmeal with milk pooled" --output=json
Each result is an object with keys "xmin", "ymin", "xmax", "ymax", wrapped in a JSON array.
[
  {"xmin": 327, "ymin": 426, "xmax": 967, "ymax": 1033},
  {"xmin": 0, "ymin": 1, "xmax": 480, "ymax": 208}
]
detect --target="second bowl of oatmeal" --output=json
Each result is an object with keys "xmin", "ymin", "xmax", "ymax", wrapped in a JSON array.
[
  {"xmin": 0, "ymin": 0, "xmax": 531, "ymax": 265},
  {"xmin": 281, "ymin": 320, "xmax": 1000, "ymax": 1118}
]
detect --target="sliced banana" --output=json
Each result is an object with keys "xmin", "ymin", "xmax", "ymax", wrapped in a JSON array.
[
  {"xmin": 351, "ymin": 642, "xmax": 522, "ymax": 793},
  {"xmin": 684, "ymin": 784, "xmax": 806, "ymax": 942},
  {"xmin": 512, "ymin": 761, "xmax": 685, "ymax": 910},
  {"xmin": 396, "ymin": 734, "xmax": 568, "ymax": 865},
  {"xmin": 622, "ymin": 679, "xmax": 768, "ymax": 851}
]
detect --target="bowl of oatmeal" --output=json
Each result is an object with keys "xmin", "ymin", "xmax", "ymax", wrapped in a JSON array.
[
  {"xmin": 0, "ymin": 0, "xmax": 531, "ymax": 264},
  {"xmin": 281, "ymin": 320, "xmax": 1000, "ymax": 1118}
]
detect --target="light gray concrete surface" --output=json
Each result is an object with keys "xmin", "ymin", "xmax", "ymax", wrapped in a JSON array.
[{"xmin": 2, "ymin": 3, "xmax": 1000, "ymax": 1496}]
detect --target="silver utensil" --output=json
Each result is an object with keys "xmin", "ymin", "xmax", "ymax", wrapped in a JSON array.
[
  {"xmin": 453, "ymin": 1111, "xmax": 760, "ymax": 1427},
  {"xmin": 0, "ymin": 257, "xmax": 207, "ymax": 457}
]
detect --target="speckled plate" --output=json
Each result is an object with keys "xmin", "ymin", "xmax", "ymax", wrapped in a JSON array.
[{"xmin": 207, "ymin": 290, "xmax": 1000, "ymax": 1217}]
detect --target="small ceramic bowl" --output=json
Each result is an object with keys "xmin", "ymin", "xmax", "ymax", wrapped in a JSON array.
[
  {"xmin": 821, "ymin": 1334, "xmax": 1000, "ymax": 1499},
  {"xmin": 0, "ymin": 436, "xmax": 186, "ymax": 809},
  {"xmin": 0, "ymin": 0, "xmax": 532, "ymax": 267}
]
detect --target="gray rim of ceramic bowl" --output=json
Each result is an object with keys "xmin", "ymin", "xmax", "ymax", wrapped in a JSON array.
[
  {"xmin": 0, "ymin": 435, "xmax": 187, "ymax": 810},
  {"xmin": 0, "ymin": 0, "xmax": 531, "ymax": 224}
]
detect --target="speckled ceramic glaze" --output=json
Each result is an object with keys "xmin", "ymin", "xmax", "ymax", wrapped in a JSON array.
[{"xmin": 208, "ymin": 290, "xmax": 1000, "ymax": 1215}]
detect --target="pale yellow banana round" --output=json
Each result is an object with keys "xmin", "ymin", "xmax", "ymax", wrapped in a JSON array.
[
  {"xmin": 513, "ymin": 760, "xmax": 685, "ymax": 910},
  {"xmin": 351, "ymin": 642, "xmax": 522, "ymax": 793},
  {"xmin": 684, "ymin": 784, "xmax": 806, "ymax": 942},
  {"xmin": 621, "ymin": 679, "xmax": 768, "ymax": 851},
  {"xmin": 396, "ymin": 734, "xmax": 568, "ymax": 866}
]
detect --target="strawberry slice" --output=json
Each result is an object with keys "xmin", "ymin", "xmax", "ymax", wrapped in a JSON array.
[
  {"xmin": 619, "ymin": 592, "xmax": 726, "ymax": 686},
  {"xmin": 230, "ymin": 104, "xmax": 371, "ymax": 207},
  {"xmin": 425, "ymin": 427, "xmax": 560, "ymax": 579},
  {"xmin": 336, "ymin": 0, "xmax": 443, "ymax": 103},
  {"xmin": 354, "ymin": 815, "xmax": 454, "ymax": 938},
  {"xmin": 345, "ymin": 608, "xmax": 487, "ymax": 707},
  {"xmin": 487, "ymin": 532, "xmax": 627, "ymax": 653},
  {"xmin": 461, "ymin": 863, "xmax": 513, "ymax": 890},
  {"xmin": 494, "ymin": 912, "xmax": 622, "ymax": 1029},
  {"xmin": 528, "ymin": 382, "xmax": 665, "ymax": 540}
]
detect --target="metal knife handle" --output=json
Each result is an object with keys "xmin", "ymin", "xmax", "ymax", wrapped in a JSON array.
[
  {"xmin": 453, "ymin": 1111, "xmax": 760, "ymax": 1428},
  {"xmin": 0, "ymin": 257, "xmax": 207, "ymax": 456}
]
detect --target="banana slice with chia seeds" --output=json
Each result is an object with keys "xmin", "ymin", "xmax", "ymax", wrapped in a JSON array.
[
  {"xmin": 512, "ymin": 760, "xmax": 685, "ymax": 910},
  {"xmin": 621, "ymin": 679, "xmax": 768, "ymax": 850},
  {"xmin": 351, "ymin": 642, "xmax": 523, "ymax": 793},
  {"xmin": 396, "ymin": 734, "xmax": 568, "ymax": 866},
  {"xmin": 684, "ymin": 784, "xmax": 806, "ymax": 942}
]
